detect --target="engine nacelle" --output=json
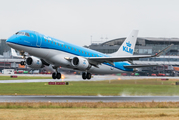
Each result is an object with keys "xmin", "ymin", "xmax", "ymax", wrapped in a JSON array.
[
  {"xmin": 71, "ymin": 56, "xmax": 90, "ymax": 70},
  {"xmin": 26, "ymin": 56, "xmax": 43, "ymax": 69}
]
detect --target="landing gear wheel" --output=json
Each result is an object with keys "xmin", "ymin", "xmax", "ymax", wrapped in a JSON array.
[
  {"xmin": 86, "ymin": 73, "xmax": 91, "ymax": 80},
  {"xmin": 52, "ymin": 72, "xmax": 61, "ymax": 79},
  {"xmin": 52, "ymin": 73, "xmax": 56, "ymax": 79},
  {"xmin": 82, "ymin": 72, "xmax": 87, "ymax": 80},
  {"xmin": 57, "ymin": 73, "xmax": 61, "ymax": 79}
]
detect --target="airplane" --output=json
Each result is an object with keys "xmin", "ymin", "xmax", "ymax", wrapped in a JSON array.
[{"xmin": 6, "ymin": 30, "xmax": 173, "ymax": 80}]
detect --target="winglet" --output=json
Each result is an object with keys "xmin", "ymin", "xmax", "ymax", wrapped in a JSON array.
[{"xmin": 153, "ymin": 44, "xmax": 173, "ymax": 57}]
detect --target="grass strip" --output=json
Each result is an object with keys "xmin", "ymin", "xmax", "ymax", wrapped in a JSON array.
[
  {"xmin": 1, "ymin": 108, "xmax": 179, "ymax": 120},
  {"xmin": 1, "ymin": 79, "xmax": 179, "ymax": 95}
]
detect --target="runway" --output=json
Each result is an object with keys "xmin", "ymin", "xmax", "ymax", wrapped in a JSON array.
[
  {"xmin": 1, "ymin": 95, "xmax": 179, "ymax": 102},
  {"xmin": 0, "ymin": 75, "xmax": 119, "ymax": 83},
  {"xmin": 0, "ymin": 75, "xmax": 179, "ymax": 83}
]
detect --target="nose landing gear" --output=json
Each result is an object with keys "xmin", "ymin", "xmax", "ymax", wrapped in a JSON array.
[
  {"xmin": 20, "ymin": 61, "xmax": 25, "ymax": 65},
  {"xmin": 20, "ymin": 52, "xmax": 26, "ymax": 66},
  {"xmin": 82, "ymin": 72, "xmax": 91, "ymax": 80}
]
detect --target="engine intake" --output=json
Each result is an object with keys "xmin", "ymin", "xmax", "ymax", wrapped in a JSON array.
[
  {"xmin": 26, "ymin": 56, "xmax": 43, "ymax": 69},
  {"xmin": 71, "ymin": 56, "xmax": 90, "ymax": 70}
]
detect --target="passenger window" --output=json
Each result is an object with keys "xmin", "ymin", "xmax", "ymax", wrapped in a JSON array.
[
  {"xmin": 85, "ymin": 52, "xmax": 87, "ymax": 54},
  {"xmin": 82, "ymin": 51, "xmax": 84, "ymax": 53},
  {"xmin": 95, "ymin": 55, "xmax": 97, "ymax": 57},
  {"xmin": 75, "ymin": 49, "xmax": 77, "ymax": 51},
  {"xmin": 45, "ymin": 39, "xmax": 46, "ymax": 42},
  {"xmin": 55, "ymin": 42, "xmax": 56, "ymax": 45},
  {"xmin": 48, "ymin": 40, "xmax": 50, "ymax": 43},
  {"xmin": 62, "ymin": 45, "xmax": 63, "ymax": 47},
  {"xmin": 92, "ymin": 54, "xmax": 94, "ymax": 56},
  {"xmin": 72, "ymin": 48, "xmax": 73, "ymax": 50},
  {"xmin": 68, "ymin": 47, "xmax": 70, "ymax": 49},
  {"xmin": 58, "ymin": 43, "xmax": 60, "ymax": 46},
  {"xmin": 88, "ymin": 53, "xmax": 90, "ymax": 55},
  {"xmin": 51, "ymin": 41, "xmax": 53, "ymax": 44},
  {"xmin": 79, "ymin": 50, "xmax": 80, "ymax": 52}
]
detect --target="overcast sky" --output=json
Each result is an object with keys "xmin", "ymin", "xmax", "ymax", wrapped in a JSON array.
[{"xmin": 1, "ymin": 0, "xmax": 179, "ymax": 46}]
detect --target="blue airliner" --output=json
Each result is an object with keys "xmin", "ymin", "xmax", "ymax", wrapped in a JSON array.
[{"xmin": 6, "ymin": 30, "xmax": 172, "ymax": 80}]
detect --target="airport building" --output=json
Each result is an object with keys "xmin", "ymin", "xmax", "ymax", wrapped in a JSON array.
[
  {"xmin": 0, "ymin": 39, "xmax": 25, "ymax": 72},
  {"xmin": 0, "ymin": 39, "xmax": 11, "ymax": 56},
  {"xmin": 89, "ymin": 37, "xmax": 179, "ymax": 55}
]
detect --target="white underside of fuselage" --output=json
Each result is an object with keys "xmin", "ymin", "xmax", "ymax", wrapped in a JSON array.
[{"xmin": 8, "ymin": 43, "xmax": 129, "ymax": 74}]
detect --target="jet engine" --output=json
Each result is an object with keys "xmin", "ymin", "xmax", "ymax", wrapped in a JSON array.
[
  {"xmin": 71, "ymin": 56, "xmax": 90, "ymax": 70},
  {"xmin": 26, "ymin": 56, "xmax": 43, "ymax": 69}
]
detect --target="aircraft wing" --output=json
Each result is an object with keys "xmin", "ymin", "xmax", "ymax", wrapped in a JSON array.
[
  {"xmin": 123, "ymin": 64, "xmax": 160, "ymax": 68},
  {"xmin": 86, "ymin": 44, "xmax": 173, "ymax": 66}
]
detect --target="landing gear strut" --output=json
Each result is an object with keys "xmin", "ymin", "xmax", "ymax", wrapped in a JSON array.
[{"xmin": 82, "ymin": 72, "xmax": 91, "ymax": 80}]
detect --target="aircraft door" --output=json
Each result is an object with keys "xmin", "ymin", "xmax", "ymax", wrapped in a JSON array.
[{"xmin": 36, "ymin": 33, "xmax": 42, "ymax": 47}]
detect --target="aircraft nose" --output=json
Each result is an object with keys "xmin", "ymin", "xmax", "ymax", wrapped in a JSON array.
[
  {"xmin": 6, "ymin": 35, "xmax": 17, "ymax": 44},
  {"xmin": 6, "ymin": 35, "xmax": 19, "ymax": 48},
  {"xmin": 6, "ymin": 39, "xmax": 11, "ymax": 44},
  {"xmin": 6, "ymin": 38, "xmax": 12, "ymax": 45}
]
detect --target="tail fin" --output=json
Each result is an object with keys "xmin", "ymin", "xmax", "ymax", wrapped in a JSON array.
[{"xmin": 112, "ymin": 30, "xmax": 138, "ymax": 56}]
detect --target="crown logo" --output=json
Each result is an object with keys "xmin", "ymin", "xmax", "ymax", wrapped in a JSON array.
[{"xmin": 126, "ymin": 41, "xmax": 131, "ymax": 47}]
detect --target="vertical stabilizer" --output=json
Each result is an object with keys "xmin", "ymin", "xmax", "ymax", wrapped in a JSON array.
[{"xmin": 112, "ymin": 30, "xmax": 138, "ymax": 56}]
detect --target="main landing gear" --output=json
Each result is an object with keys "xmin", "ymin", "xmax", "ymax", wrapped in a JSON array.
[
  {"xmin": 82, "ymin": 72, "xmax": 91, "ymax": 80},
  {"xmin": 52, "ymin": 68, "xmax": 61, "ymax": 79},
  {"xmin": 52, "ymin": 72, "xmax": 61, "ymax": 79}
]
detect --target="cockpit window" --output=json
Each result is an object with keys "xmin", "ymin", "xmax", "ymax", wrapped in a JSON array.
[
  {"xmin": 25, "ymin": 33, "xmax": 30, "ymax": 37},
  {"xmin": 15, "ymin": 32, "xmax": 30, "ymax": 37},
  {"xmin": 16, "ymin": 32, "xmax": 24, "ymax": 35}
]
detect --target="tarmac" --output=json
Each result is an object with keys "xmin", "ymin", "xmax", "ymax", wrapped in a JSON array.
[{"xmin": 0, "ymin": 74, "xmax": 178, "ymax": 83}]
